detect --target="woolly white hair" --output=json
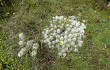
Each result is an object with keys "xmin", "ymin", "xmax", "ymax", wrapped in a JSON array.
[{"xmin": 42, "ymin": 16, "xmax": 86, "ymax": 58}]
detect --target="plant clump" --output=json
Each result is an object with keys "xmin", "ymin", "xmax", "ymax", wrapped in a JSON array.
[
  {"xmin": 42, "ymin": 16, "xmax": 86, "ymax": 58},
  {"xmin": 18, "ymin": 33, "xmax": 39, "ymax": 57}
]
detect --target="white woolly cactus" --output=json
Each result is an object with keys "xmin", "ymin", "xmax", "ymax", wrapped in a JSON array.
[
  {"xmin": 31, "ymin": 43, "xmax": 39, "ymax": 57},
  {"xmin": 18, "ymin": 33, "xmax": 39, "ymax": 57},
  {"xmin": 18, "ymin": 47, "xmax": 27, "ymax": 57},
  {"xmin": 18, "ymin": 33, "xmax": 25, "ymax": 47},
  {"xmin": 19, "ymin": 33, "xmax": 25, "ymax": 41},
  {"xmin": 42, "ymin": 16, "xmax": 87, "ymax": 58}
]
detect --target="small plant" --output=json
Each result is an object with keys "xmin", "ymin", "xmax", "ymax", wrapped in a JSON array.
[
  {"xmin": 18, "ymin": 33, "xmax": 39, "ymax": 57},
  {"xmin": 42, "ymin": 16, "xmax": 86, "ymax": 58}
]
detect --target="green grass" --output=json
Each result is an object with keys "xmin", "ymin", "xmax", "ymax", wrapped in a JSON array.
[{"xmin": 0, "ymin": 0, "xmax": 110, "ymax": 70}]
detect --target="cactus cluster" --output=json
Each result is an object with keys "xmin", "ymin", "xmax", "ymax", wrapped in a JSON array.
[
  {"xmin": 18, "ymin": 33, "xmax": 39, "ymax": 57},
  {"xmin": 42, "ymin": 16, "xmax": 86, "ymax": 57}
]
